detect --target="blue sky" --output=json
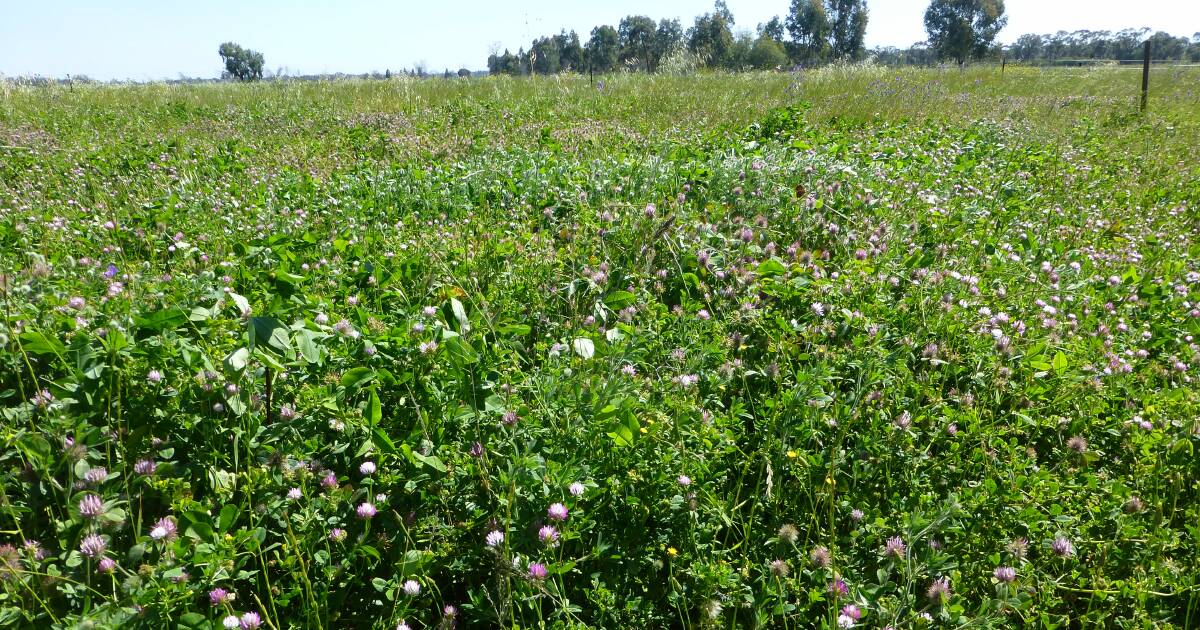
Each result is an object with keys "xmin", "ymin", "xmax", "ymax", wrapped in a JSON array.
[{"xmin": 1, "ymin": 0, "xmax": 1196, "ymax": 80}]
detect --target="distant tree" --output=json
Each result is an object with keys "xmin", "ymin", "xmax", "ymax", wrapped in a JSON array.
[
  {"xmin": 748, "ymin": 34, "xmax": 789, "ymax": 69},
  {"xmin": 218, "ymin": 42, "xmax": 264, "ymax": 81},
  {"xmin": 1009, "ymin": 33, "xmax": 1043, "ymax": 62},
  {"xmin": 760, "ymin": 16, "xmax": 786, "ymax": 43},
  {"xmin": 457, "ymin": 68, "xmax": 471, "ymax": 77},
  {"xmin": 923, "ymin": 0, "xmax": 1007, "ymax": 66},
  {"xmin": 587, "ymin": 25, "xmax": 620, "ymax": 73},
  {"xmin": 1147, "ymin": 31, "xmax": 1189, "ymax": 60},
  {"xmin": 491, "ymin": 49, "xmax": 522, "ymax": 75},
  {"xmin": 827, "ymin": 0, "xmax": 868, "ymax": 60},
  {"xmin": 786, "ymin": 0, "xmax": 831, "ymax": 65},
  {"xmin": 688, "ymin": 3, "xmax": 736, "ymax": 68},
  {"xmin": 559, "ymin": 31, "xmax": 586, "ymax": 71},
  {"xmin": 514, "ymin": 48, "xmax": 530, "ymax": 75},
  {"xmin": 531, "ymin": 36, "xmax": 562, "ymax": 74},
  {"xmin": 713, "ymin": 0, "xmax": 735, "ymax": 25},
  {"xmin": 652, "ymin": 19, "xmax": 685, "ymax": 71},
  {"xmin": 727, "ymin": 32, "xmax": 757, "ymax": 70},
  {"xmin": 619, "ymin": 15, "xmax": 658, "ymax": 71}
]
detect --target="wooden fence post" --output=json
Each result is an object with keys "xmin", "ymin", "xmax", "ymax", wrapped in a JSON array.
[{"xmin": 1141, "ymin": 41, "xmax": 1151, "ymax": 111}]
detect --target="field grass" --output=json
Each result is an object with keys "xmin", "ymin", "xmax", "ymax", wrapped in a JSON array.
[{"xmin": 1, "ymin": 67, "xmax": 1199, "ymax": 628}]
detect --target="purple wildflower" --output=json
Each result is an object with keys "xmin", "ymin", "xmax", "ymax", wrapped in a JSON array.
[
  {"xmin": 79, "ymin": 494, "xmax": 104, "ymax": 519},
  {"xmin": 79, "ymin": 534, "xmax": 106, "ymax": 558},
  {"xmin": 150, "ymin": 516, "xmax": 178, "ymax": 541},
  {"xmin": 927, "ymin": 577, "xmax": 951, "ymax": 603},
  {"xmin": 828, "ymin": 578, "xmax": 849, "ymax": 596},
  {"xmin": 209, "ymin": 587, "xmax": 232, "ymax": 605}
]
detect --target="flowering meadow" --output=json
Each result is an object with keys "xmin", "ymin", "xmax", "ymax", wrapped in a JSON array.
[{"xmin": 1, "ymin": 68, "xmax": 1199, "ymax": 628}]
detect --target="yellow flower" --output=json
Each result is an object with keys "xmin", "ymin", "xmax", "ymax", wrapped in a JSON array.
[
  {"xmin": 667, "ymin": 547, "xmax": 678, "ymax": 557},
  {"xmin": 786, "ymin": 450, "xmax": 798, "ymax": 459}
]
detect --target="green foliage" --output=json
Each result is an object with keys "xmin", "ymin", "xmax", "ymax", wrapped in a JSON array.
[
  {"xmin": 618, "ymin": 15, "xmax": 657, "ymax": 72},
  {"xmin": 687, "ymin": 4, "xmax": 736, "ymax": 69},
  {"xmin": 924, "ymin": 0, "xmax": 1008, "ymax": 66},
  {"xmin": 826, "ymin": 0, "xmax": 869, "ymax": 61},
  {"xmin": 587, "ymin": 25, "xmax": 620, "ymax": 73},
  {"xmin": 748, "ymin": 35, "xmax": 790, "ymax": 70},
  {"xmin": 0, "ymin": 68, "xmax": 1198, "ymax": 629},
  {"xmin": 218, "ymin": 41, "xmax": 265, "ymax": 82},
  {"xmin": 787, "ymin": 0, "xmax": 832, "ymax": 65}
]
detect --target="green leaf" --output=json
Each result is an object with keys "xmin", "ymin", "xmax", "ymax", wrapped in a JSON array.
[
  {"xmin": 399, "ymin": 549, "xmax": 432, "ymax": 574},
  {"xmin": 274, "ymin": 269, "xmax": 305, "ymax": 285},
  {"xmin": 218, "ymin": 504, "xmax": 239, "ymax": 532},
  {"xmin": 207, "ymin": 468, "xmax": 236, "ymax": 496},
  {"xmin": 450, "ymin": 297, "xmax": 469, "ymax": 331},
  {"xmin": 250, "ymin": 317, "xmax": 292, "ymax": 355},
  {"xmin": 18, "ymin": 434, "xmax": 51, "ymax": 466},
  {"xmin": 411, "ymin": 451, "xmax": 447, "ymax": 472},
  {"xmin": 19, "ymin": 331, "xmax": 65, "ymax": 356},
  {"xmin": 295, "ymin": 329, "xmax": 323, "ymax": 364},
  {"xmin": 756, "ymin": 258, "xmax": 787, "ymax": 277},
  {"xmin": 341, "ymin": 367, "xmax": 375, "ymax": 390},
  {"xmin": 549, "ymin": 560, "xmax": 577, "ymax": 575},
  {"xmin": 367, "ymin": 389, "xmax": 382, "ymax": 425},
  {"xmin": 572, "ymin": 338, "xmax": 595, "ymax": 359},
  {"xmin": 371, "ymin": 427, "xmax": 398, "ymax": 454},
  {"xmin": 224, "ymin": 347, "xmax": 250, "ymax": 372},
  {"xmin": 607, "ymin": 425, "xmax": 634, "ymax": 447},
  {"xmin": 1052, "ymin": 351, "xmax": 1068, "ymax": 374},
  {"xmin": 229, "ymin": 292, "xmax": 251, "ymax": 315},
  {"xmin": 603, "ymin": 290, "xmax": 636, "ymax": 310},
  {"xmin": 445, "ymin": 336, "xmax": 479, "ymax": 366},
  {"xmin": 496, "ymin": 323, "xmax": 531, "ymax": 337},
  {"xmin": 135, "ymin": 307, "xmax": 187, "ymax": 332},
  {"xmin": 185, "ymin": 521, "xmax": 214, "ymax": 543}
]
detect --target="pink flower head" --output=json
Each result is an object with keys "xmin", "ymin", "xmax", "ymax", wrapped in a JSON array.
[
  {"xmin": 79, "ymin": 494, "xmax": 104, "ymax": 519},
  {"xmin": 538, "ymin": 525, "xmax": 560, "ymax": 546},
  {"xmin": 150, "ymin": 516, "xmax": 178, "ymax": 541}
]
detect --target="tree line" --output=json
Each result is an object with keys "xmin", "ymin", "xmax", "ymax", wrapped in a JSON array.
[
  {"xmin": 1007, "ymin": 29, "xmax": 1199, "ymax": 64},
  {"xmin": 486, "ymin": 0, "xmax": 1199, "ymax": 75},
  {"xmin": 212, "ymin": 1, "xmax": 1198, "ymax": 83}
]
